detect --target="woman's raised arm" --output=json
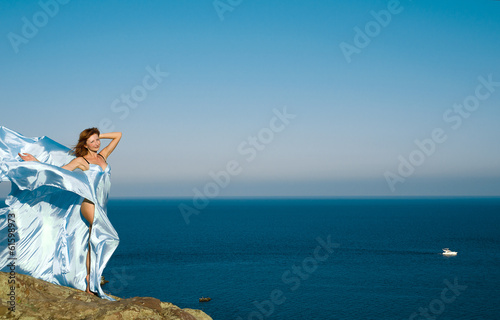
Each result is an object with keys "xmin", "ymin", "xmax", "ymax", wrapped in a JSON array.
[{"xmin": 98, "ymin": 132, "xmax": 122, "ymax": 159}]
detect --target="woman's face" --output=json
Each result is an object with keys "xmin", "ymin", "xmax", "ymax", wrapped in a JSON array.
[{"xmin": 85, "ymin": 134, "xmax": 100, "ymax": 152}]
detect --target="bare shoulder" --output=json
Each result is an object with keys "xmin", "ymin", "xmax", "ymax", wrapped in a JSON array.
[
  {"xmin": 63, "ymin": 156, "xmax": 88, "ymax": 171},
  {"xmin": 77, "ymin": 156, "xmax": 88, "ymax": 163},
  {"xmin": 76, "ymin": 157, "xmax": 89, "ymax": 170}
]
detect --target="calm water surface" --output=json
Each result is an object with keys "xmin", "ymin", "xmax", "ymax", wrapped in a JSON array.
[{"xmin": 100, "ymin": 198, "xmax": 500, "ymax": 320}]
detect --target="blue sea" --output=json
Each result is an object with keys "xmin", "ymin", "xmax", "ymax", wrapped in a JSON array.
[
  {"xmin": 2, "ymin": 197, "xmax": 499, "ymax": 319},
  {"xmin": 97, "ymin": 198, "xmax": 500, "ymax": 319}
]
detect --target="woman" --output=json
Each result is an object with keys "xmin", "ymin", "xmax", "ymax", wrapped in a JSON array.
[{"xmin": 0, "ymin": 126, "xmax": 121, "ymax": 299}]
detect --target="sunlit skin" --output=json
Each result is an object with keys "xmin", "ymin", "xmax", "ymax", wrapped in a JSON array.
[{"xmin": 19, "ymin": 131, "xmax": 122, "ymax": 295}]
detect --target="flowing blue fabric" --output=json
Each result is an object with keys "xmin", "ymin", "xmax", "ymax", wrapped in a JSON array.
[{"xmin": 0, "ymin": 126, "xmax": 119, "ymax": 300}]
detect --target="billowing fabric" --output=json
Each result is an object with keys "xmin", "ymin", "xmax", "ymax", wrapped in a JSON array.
[{"xmin": 0, "ymin": 126, "xmax": 119, "ymax": 300}]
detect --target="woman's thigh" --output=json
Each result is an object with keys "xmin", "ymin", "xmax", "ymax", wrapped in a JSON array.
[{"xmin": 81, "ymin": 199, "xmax": 95, "ymax": 226}]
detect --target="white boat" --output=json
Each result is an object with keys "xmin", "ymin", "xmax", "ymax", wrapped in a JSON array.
[{"xmin": 442, "ymin": 248, "xmax": 457, "ymax": 256}]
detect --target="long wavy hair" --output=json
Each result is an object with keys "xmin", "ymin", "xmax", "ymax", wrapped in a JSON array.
[{"xmin": 73, "ymin": 127, "xmax": 100, "ymax": 157}]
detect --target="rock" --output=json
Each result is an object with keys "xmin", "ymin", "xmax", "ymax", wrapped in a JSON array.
[
  {"xmin": 100, "ymin": 276, "xmax": 109, "ymax": 286},
  {"xmin": 0, "ymin": 272, "xmax": 213, "ymax": 320}
]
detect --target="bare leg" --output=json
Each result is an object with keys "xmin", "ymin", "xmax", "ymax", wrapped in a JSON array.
[{"xmin": 81, "ymin": 199, "xmax": 95, "ymax": 295}]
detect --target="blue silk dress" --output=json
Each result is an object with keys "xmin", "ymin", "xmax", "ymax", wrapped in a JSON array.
[{"xmin": 0, "ymin": 126, "xmax": 119, "ymax": 300}]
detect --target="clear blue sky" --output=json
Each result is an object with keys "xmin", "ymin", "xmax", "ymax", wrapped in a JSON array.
[{"xmin": 1, "ymin": 0, "xmax": 499, "ymax": 198}]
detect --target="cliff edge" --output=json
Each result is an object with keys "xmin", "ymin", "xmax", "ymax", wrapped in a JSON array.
[{"xmin": 0, "ymin": 271, "xmax": 212, "ymax": 320}]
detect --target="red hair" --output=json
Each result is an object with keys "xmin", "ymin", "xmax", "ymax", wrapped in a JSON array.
[{"xmin": 73, "ymin": 127, "xmax": 100, "ymax": 157}]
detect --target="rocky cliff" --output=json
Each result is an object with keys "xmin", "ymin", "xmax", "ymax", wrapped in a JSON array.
[{"xmin": 0, "ymin": 271, "xmax": 212, "ymax": 320}]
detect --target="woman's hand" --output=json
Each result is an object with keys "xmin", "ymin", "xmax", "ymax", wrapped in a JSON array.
[{"xmin": 18, "ymin": 152, "xmax": 39, "ymax": 162}]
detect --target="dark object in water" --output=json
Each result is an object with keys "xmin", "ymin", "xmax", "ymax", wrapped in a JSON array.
[
  {"xmin": 101, "ymin": 276, "xmax": 109, "ymax": 286},
  {"xmin": 199, "ymin": 297, "xmax": 212, "ymax": 302}
]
